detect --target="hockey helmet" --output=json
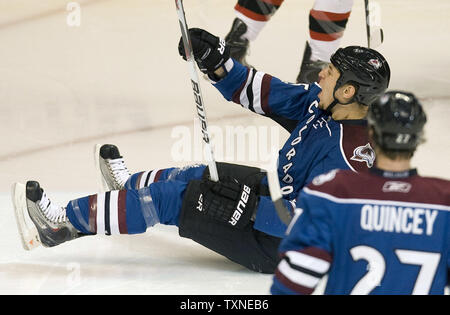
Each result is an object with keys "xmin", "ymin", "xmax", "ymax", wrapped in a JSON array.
[
  {"xmin": 330, "ymin": 46, "xmax": 391, "ymax": 106},
  {"xmin": 368, "ymin": 90, "xmax": 427, "ymax": 151}
]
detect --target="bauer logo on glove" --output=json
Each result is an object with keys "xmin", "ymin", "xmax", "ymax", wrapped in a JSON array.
[
  {"xmin": 189, "ymin": 177, "xmax": 257, "ymax": 229},
  {"xmin": 178, "ymin": 28, "xmax": 231, "ymax": 74},
  {"xmin": 228, "ymin": 184, "xmax": 252, "ymax": 226}
]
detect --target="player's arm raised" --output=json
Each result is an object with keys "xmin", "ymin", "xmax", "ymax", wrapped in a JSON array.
[{"xmin": 178, "ymin": 28, "xmax": 319, "ymax": 121}]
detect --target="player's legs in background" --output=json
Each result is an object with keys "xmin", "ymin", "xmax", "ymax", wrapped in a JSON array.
[
  {"xmin": 226, "ymin": 0, "xmax": 301, "ymax": 133},
  {"xmin": 225, "ymin": 0, "xmax": 284, "ymax": 67},
  {"xmin": 309, "ymin": 0, "xmax": 354, "ymax": 62},
  {"xmin": 297, "ymin": 0, "xmax": 353, "ymax": 83}
]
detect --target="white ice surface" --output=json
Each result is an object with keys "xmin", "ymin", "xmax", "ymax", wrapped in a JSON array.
[{"xmin": 0, "ymin": 0, "xmax": 449, "ymax": 295}]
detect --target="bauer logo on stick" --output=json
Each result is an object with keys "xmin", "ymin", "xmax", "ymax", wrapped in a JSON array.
[{"xmin": 191, "ymin": 80, "xmax": 210, "ymax": 143}]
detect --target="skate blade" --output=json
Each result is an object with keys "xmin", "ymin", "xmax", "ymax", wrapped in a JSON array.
[
  {"xmin": 94, "ymin": 144, "xmax": 110, "ymax": 192},
  {"xmin": 11, "ymin": 183, "xmax": 41, "ymax": 251}
]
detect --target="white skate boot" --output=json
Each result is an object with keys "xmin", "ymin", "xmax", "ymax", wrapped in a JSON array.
[
  {"xmin": 94, "ymin": 144, "xmax": 131, "ymax": 191},
  {"xmin": 12, "ymin": 181, "xmax": 80, "ymax": 250}
]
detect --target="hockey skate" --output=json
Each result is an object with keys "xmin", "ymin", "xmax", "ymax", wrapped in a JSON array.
[
  {"xmin": 11, "ymin": 181, "xmax": 80, "ymax": 250},
  {"xmin": 94, "ymin": 144, "xmax": 131, "ymax": 191},
  {"xmin": 225, "ymin": 18, "xmax": 253, "ymax": 68},
  {"xmin": 296, "ymin": 41, "xmax": 329, "ymax": 84}
]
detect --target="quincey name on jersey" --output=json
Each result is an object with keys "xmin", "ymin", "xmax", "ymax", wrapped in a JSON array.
[
  {"xmin": 213, "ymin": 59, "xmax": 376, "ymax": 201},
  {"xmin": 360, "ymin": 204, "xmax": 438, "ymax": 235},
  {"xmin": 272, "ymin": 168, "xmax": 450, "ymax": 295}
]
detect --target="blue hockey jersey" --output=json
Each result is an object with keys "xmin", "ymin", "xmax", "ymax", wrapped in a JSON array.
[
  {"xmin": 271, "ymin": 168, "xmax": 450, "ymax": 295},
  {"xmin": 213, "ymin": 59, "xmax": 376, "ymax": 201}
]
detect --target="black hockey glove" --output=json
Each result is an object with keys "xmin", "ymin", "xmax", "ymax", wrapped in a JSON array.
[
  {"xmin": 199, "ymin": 177, "xmax": 257, "ymax": 229},
  {"xmin": 178, "ymin": 28, "xmax": 230, "ymax": 75}
]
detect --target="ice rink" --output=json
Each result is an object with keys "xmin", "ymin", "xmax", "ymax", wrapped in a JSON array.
[{"xmin": 0, "ymin": 0, "xmax": 449, "ymax": 295}]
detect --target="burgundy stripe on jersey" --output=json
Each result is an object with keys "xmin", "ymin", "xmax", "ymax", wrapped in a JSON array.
[
  {"xmin": 300, "ymin": 247, "xmax": 333, "ymax": 263},
  {"xmin": 135, "ymin": 171, "xmax": 144, "ymax": 189},
  {"xmin": 275, "ymin": 247, "xmax": 332, "ymax": 294},
  {"xmin": 275, "ymin": 269, "xmax": 316, "ymax": 295},
  {"xmin": 153, "ymin": 169, "xmax": 163, "ymax": 183},
  {"xmin": 135, "ymin": 169, "xmax": 164, "ymax": 189},
  {"xmin": 260, "ymin": 73, "xmax": 272, "ymax": 114},
  {"xmin": 232, "ymin": 67, "xmax": 272, "ymax": 115},
  {"xmin": 88, "ymin": 194, "xmax": 97, "ymax": 233},
  {"xmin": 88, "ymin": 191, "xmax": 129, "ymax": 235},
  {"xmin": 232, "ymin": 68, "xmax": 251, "ymax": 104},
  {"xmin": 118, "ymin": 190, "xmax": 128, "ymax": 234}
]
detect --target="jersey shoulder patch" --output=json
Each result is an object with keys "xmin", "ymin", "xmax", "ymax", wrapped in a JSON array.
[
  {"xmin": 311, "ymin": 169, "xmax": 340, "ymax": 186},
  {"xmin": 306, "ymin": 169, "xmax": 357, "ymax": 198},
  {"xmin": 350, "ymin": 142, "xmax": 376, "ymax": 168},
  {"xmin": 340, "ymin": 122, "xmax": 374, "ymax": 172}
]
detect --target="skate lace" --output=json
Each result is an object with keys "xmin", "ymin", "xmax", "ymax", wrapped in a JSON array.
[
  {"xmin": 38, "ymin": 192, "xmax": 68, "ymax": 224},
  {"xmin": 108, "ymin": 158, "xmax": 131, "ymax": 186}
]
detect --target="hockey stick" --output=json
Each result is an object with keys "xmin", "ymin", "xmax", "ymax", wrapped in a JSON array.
[
  {"xmin": 175, "ymin": 0, "xmax": 219, "ymax": 182},
  {"xmin": 364, "ymin": 0, "xmax": 384, "ymax": 49},
  {"xmin": 267, "ymin": 166, "xmax": 293, "ymax": 226}
]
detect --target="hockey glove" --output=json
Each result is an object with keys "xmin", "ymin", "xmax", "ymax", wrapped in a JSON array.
[
  {"xmin": 200, "ymin": 177, "xmax": 257, "ymax": 229},
  {"xmin": 178, "ymin": 28, "xmax": 230, "ymax": 75}
]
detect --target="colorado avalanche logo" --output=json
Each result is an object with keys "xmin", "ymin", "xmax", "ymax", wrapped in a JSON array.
[
  {"xmin": 350, "ymin": 143, "xmax": 376, "ymax": 168},
  {"xmin": 368, "ymin": 58, "xmax": 381, "ymax": 69}
]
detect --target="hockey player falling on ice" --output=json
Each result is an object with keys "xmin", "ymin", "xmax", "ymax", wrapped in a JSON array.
[
  {"xmin": 225, "ymin": 0, "xmax": 354, "ymax": 83},
  {"xmin": 12, "ymin": 29, "xmax": 390, "ymax": 274},
  {"xmin": 271, "ymin": 91, "xmax": 450, "ymax": 295}
]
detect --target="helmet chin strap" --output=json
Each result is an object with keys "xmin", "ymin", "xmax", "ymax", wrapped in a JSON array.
[
  {"xmin": 325, "ymin": 85, "xmax": 355, "ymax": 115},
  {"xmin": 325, "ymin": 98, "xmax": 339, "ymax": 114}
]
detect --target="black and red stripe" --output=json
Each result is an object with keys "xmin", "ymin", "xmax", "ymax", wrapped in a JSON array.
[
  {"xmin": 235, "ymin": 0, "xmax": 284, "ymax": 22},
  {"xmin": 309, "ymin": 9, "xmax": 351, "ymax": 41}
]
